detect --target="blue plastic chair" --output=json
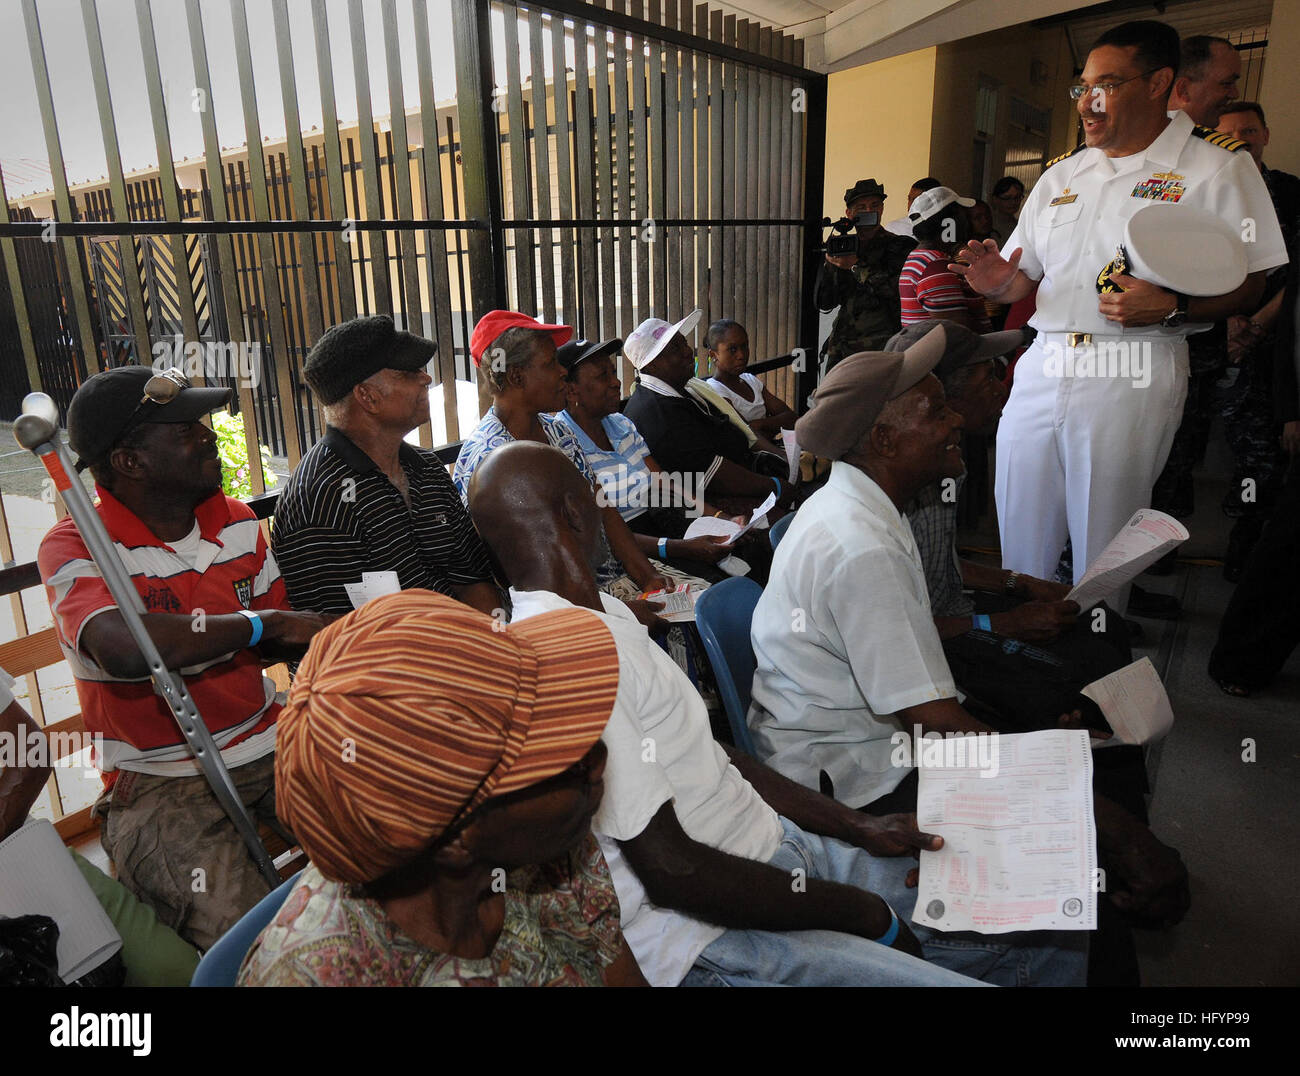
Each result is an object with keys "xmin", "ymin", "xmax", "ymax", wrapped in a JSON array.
[
  {"xmin": 191, "ymin": 869, "xmax": 302, "ymax": 986},
  {"xmin": 768, "ymin": 511, "xmax": 795, "ymax": 551},
  {"xmin": 694, "ymin": 577, "xmax": 764, "ymax": 756}
]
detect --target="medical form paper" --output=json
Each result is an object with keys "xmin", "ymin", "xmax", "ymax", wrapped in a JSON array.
[{"xmin": 912, "ymin": 729, "xmax": 1097, "ymax": 934}]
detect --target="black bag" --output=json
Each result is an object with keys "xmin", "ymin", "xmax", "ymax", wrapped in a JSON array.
[
  {"xmin": 0, "ymin": 914, "xmax": 64, "ymax": 987},
  {"xmin": 0, "ymin": 913, "xmax": 126, "ymax": 987}
]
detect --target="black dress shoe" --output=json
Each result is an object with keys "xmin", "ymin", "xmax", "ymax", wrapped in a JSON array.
[{"xmin": 1128, "ymin": 584, "xmax": 1182, "ymax": 620}]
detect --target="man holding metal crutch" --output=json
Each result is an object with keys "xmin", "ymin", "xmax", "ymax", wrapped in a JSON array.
[{"xmin": 23, "ymin": 367, "xmax": 326, "ymax": 951}]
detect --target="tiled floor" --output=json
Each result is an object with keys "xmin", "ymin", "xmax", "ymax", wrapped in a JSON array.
[{"xmin": 958, "ymin": 428, "xmax": 1300, "ymax": 987}]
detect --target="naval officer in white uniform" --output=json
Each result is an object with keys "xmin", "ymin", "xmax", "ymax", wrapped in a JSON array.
[{"xmin": 953, "ymin": 20, "xmax": 1286, "ymax": 603}]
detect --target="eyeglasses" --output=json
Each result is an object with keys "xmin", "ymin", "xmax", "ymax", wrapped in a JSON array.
[{"xmin": 1067, "ymin": 70, "xmax": 1157, "ymax": 101}]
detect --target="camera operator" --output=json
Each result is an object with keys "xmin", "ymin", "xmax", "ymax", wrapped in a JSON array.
[{"xmin": 815, "ymin": 179, "xmax": 917, "ymax": 371}]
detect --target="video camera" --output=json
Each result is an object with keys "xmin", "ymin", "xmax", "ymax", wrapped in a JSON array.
[{"xmin": 819, "ymin": 213, "xmax": 880, "ymax": 256}]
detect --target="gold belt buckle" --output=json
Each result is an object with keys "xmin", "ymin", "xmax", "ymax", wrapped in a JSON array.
[{"xmin": 1066, "ymin": 332, "xmax": 1092, "ymax": 348}]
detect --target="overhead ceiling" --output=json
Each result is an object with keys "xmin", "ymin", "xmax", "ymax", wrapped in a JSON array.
[
  {"xmin": 1049, "ymin": 0, "xmax": 1273, "ymax": 67},
  {"xmin": 693, "ymin": 0, "xmax": 1275, "ymax": 73}
]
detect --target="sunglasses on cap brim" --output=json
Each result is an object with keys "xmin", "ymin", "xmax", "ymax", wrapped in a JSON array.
[{"xmin": 77, "ymin": 368, "xmax": 197, "ymax": 472}]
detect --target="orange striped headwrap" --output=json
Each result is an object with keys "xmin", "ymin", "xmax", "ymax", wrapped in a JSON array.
[{"xmin": 274, "ymin": 589, "xmax": 619, "ymax": 884}]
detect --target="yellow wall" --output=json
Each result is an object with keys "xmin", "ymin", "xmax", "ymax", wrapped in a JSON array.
[
  {"xmin": 822, "ymin": 27, "xmax": 1079, "ymax": 222},
  {"xmin": 1258, "ymin": 0, "xmax": 1300, "ymax": 177},
  {"xmin": 822, "ymin": 48, "xmax": 937, "ymax": 224},
  {"xmin": 929, "ymin": 25, "xmax": 1076, "ymax": 200}
]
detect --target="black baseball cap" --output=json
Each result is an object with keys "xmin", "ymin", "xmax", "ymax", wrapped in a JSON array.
[
  {"xmin": 68, "ymin": 366, "xmax": 231, "ymax": 471},
  {"xmin": 844, "ymin": 178, "xmax": 886, "ymax": 204},
  {"xmin": 557, "ymin": 338, "xmax": 623, "ymax": 375},
  {"xmin": 884, "ymin": 320, "xmax": 1029, "ymax": 382},
  {"xmin": 303, "ymin": 315, "xmax": 436, "ymax": 405}
]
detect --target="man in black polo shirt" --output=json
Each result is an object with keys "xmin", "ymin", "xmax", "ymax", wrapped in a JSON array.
[
  {"xmin": 622, "ymin": 310, "xmax": 795, "ymax": 516},
  {"xmin": 273, "ymin": 316, "xmax": 500, "ymax": 617}
]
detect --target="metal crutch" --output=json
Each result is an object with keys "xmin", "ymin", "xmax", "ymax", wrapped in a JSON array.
[{"xmin": 14, "ymin": 392, "xmax": 281, "ymax": 889}]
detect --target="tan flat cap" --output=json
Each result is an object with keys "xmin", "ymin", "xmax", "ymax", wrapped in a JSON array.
[{"xmin": 796, "ymin": 324, "xmax": 948, "ymax": 461}]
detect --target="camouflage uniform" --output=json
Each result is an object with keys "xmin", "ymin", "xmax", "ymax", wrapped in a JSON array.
[
  {"xmin": 815, "ymin": 230, "xmax": 916, "ymax": 369},
  {"xmin": 1152, "ymin": 165, "xmax": 1300, "ymax": 522},
  {"xmin": 1208, "ymin": 252, "xmax": 1300, "ymax": 687},
  {"xmin": 1220, "ymin": 164, "xmax": 1300, "ymax": 519}
]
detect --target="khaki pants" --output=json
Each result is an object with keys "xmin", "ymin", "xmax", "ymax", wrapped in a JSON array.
[{"xmin": 95, "ymin": 753, "xmax": 284, "ymax": 953}]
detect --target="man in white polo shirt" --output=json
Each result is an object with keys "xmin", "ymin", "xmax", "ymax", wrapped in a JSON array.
[{"xmin": 953, "ymin": 20, "xmax": 1286, "ymax": 598}]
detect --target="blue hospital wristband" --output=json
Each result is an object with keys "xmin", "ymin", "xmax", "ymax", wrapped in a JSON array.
[
  {"xmin": 237, "ymin": 609, "xmax": 264, "ymax": 647},
  {"xmin": 658, "ymin": 537, "xmax": 669, "ymax": 560},
  {"xmin": 972, "ymin": 614, "xmax": 992, "ymax": 632},
  {"xmin": 874, "ymin": 903, "xmax": 900, "ymax": 946}
]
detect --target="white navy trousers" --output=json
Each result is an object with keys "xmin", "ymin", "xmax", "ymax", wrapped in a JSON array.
[{"xmin": 994, "ymin": 333, "xmax": 1189, "ymax": 596}]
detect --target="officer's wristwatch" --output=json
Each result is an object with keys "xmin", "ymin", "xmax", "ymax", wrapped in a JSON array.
[{"xmin": 1162, "ymin": 291, "xmax": 1190, "ymax": 328}]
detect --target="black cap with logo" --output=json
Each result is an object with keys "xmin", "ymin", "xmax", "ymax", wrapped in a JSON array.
[{"xmin": 556, "ymin": 338, "xmax": 623, "ymax": 375}]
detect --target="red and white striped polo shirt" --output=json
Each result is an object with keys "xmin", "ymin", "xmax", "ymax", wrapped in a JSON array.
[
  {"xmin": 38, "ymin": 487, "xmax": 286, "ymax": 787},
  {"xmin": 899, "ymin": 246, "xmax": 993, "ymax": 331}
]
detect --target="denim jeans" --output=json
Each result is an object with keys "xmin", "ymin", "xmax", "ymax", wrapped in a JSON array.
[{"xmin": 681, "ymin": 817, "xmax": 1088, "ymax": 987}]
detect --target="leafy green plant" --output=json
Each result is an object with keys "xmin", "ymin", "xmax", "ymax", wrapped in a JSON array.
[{"xmin": 212, "ymin": 409, "xmax": 276, "ymax": 499}]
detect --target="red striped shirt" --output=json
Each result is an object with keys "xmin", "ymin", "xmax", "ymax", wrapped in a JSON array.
[
  {"xmin": 899, "ymin": 247, "xmax": 992, "ymax": 331},
  {"xmin": 38, "ymin": 488, "xmax": 287, "ymax": 786}
]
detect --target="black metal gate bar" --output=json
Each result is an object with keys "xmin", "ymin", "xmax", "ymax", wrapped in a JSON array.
[
  {"xmin": 612, "ymin": 4, "xmax": 634, "ymax": 341},
  {"xmin": 571, "ymin": 17, "xmax": 600, "ymax": 338},
  {"xmin": 707, "ymin": 5, "xmax": 723, "ymax": 340},
  {"xmin": 185, "ymin": 0, "xmax": 264, "ymax": 493},
  {"xmin": 135, "ymin": 0, "xmax": 204, "ymax": 381},
  {"xmin": 629, "ymin": 0, "xmax": 651, "ymax": 381},
  {"xmin": 0, "ymin": 164, "xmax": 43, "ymax": 399},
  {"xmin": 501, "ymin": 4, "xmax": 535, "ymax": 310},
  {"xmin": 549, "ymin": 15, "xmax": 578, "ymax": 330},
  {"xmin": 346, "ymin": 0, "xmax": 393, "ymax": 320},
  {"xmin": 311, "ymin": 1, "xmax": 358, "ymax": 322},
  {"xmin": 693, "ymin": 3, "xmax": 709, "ymax": 335},
  {"xmin": 20, "ymin": 0, "xmax": 100, "ymax": 379},
  {"xmin": 413, "ymin": 0, "xmax": 463, "ymax": 442},
  {"xmin": 230, "ymin": 0, "xmax": 303, "ymax": 469},
  {"xmin": 81, "ymin": 0, "xmax": 152, "ymax": 366},
  {"xmin": 272, "ymin": 0, "xmax": 327, "ymax": 360},
  {"xmin": 526, "ymin": 10, "xmax": 557, "ymax": 326},
  {"xmin": 451, "ymin": 0, "xmax": 509, "ymax": 321}
]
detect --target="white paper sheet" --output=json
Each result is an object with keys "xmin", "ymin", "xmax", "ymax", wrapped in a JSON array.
[
  {"xmin": 913, "ymin": 729, "xmax": 1097, "ymax": 933},
  {"xmin": 343, "ymin": 569, "xmax": 402, "ymax": 610},
  {"xmin": 683, "ymin": 492, "xmax": 776, "ymax": 544},
  {"xmin": 683, "ymin": 516, "xmax": 741, "ymax": 541},
  {"xmin": 1066, "ymin": 508, "xmax": 1189, "ymax": 610},
  {"xmin": 1082, "ymin": 657, "xmax": 1175, "ymax": 748},
  {"xmin": 0, "ymin": 819, "xmax": 122, "ymax": 981}
]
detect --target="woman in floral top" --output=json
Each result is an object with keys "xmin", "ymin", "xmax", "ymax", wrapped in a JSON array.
[{"xmin": 236, "ymin": 590, "xmax": 645, "ymax": 987}]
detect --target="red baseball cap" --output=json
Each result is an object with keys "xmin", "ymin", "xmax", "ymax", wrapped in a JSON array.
[{"xmin": 470, "ymin": 311, "xmax": 572, "ymax": 367}]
